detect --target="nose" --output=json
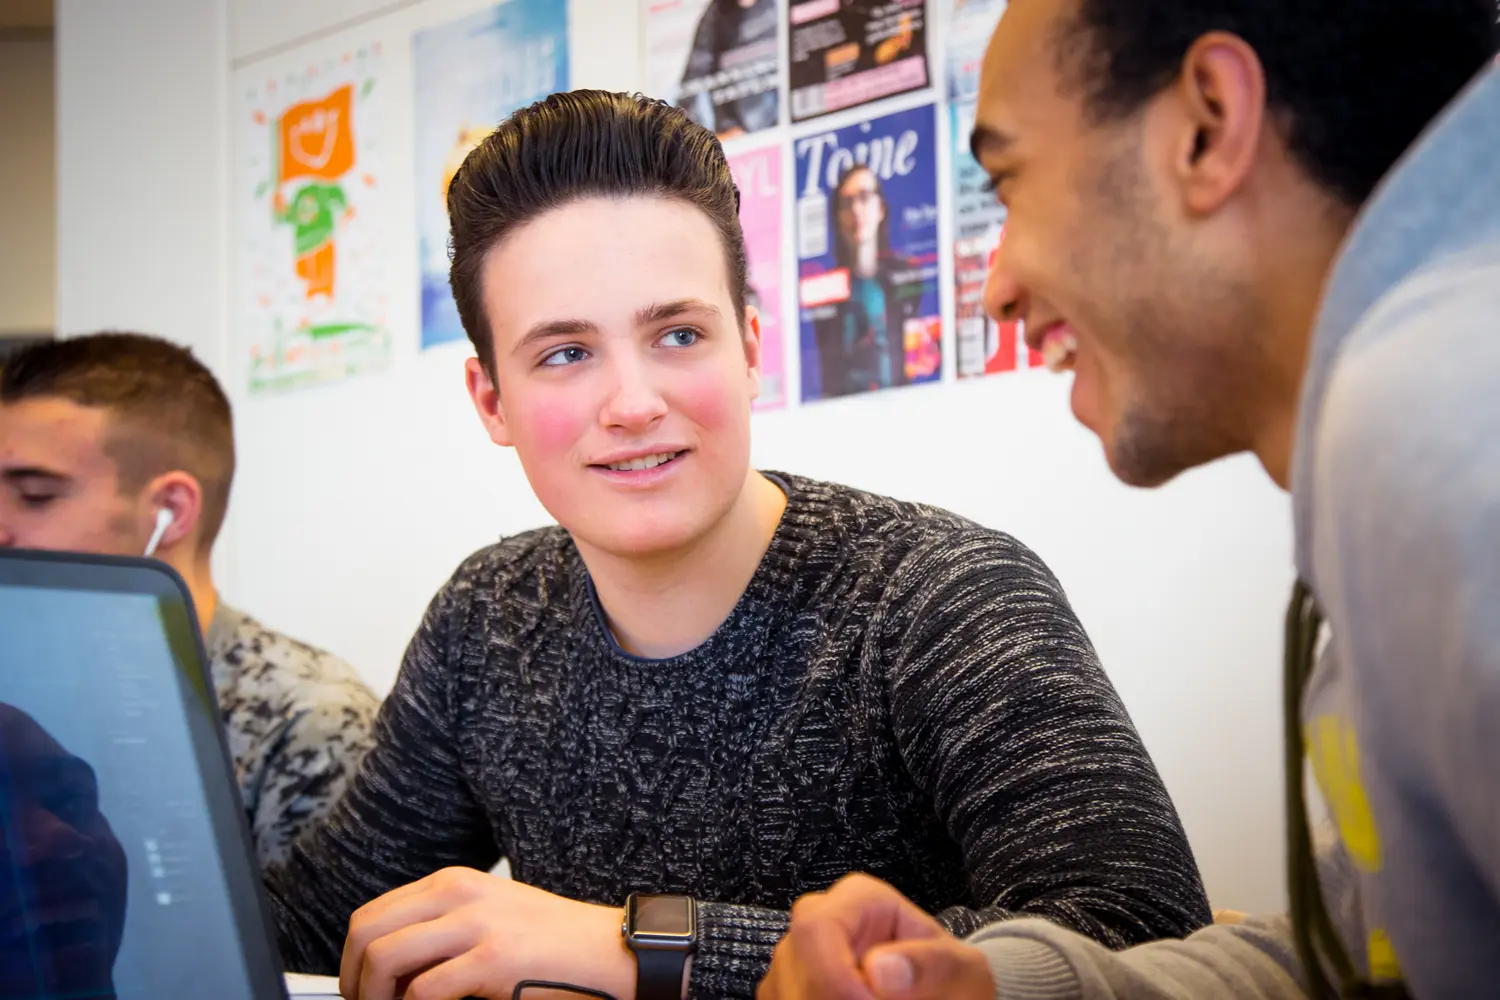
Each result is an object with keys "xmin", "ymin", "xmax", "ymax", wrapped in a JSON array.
[
  {"xmin": 983, "ymin": 231, "xmax": 1027, "ymax": 326},
  {"xmin": 598, "ymin": 354, "xmax": 669, "ymax": 432}
]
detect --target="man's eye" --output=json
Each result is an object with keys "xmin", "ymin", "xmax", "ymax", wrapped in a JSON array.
[
  {"xmin": 541, "ymin": 346, "xmax": 589, "ymax": 367},
  {"xmin": 980, "ymin": 170, "xmax": 1012, "ymax": 198},
  {"xmin": 660, "ymin": 328, "xmax": 701, "ymax": 348},
  {"xmin": 19, "ymin": 494, "xmax": 56, "ymax": 509}
]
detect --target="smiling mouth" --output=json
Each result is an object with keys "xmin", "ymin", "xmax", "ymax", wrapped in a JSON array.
[
  {"xmin": 594, "ymin": 450, "xmax": 685, "ymax": 473},
  {"xmin": 1027, "ymin": 321, "xmax": 1079, "ymax": 373}
]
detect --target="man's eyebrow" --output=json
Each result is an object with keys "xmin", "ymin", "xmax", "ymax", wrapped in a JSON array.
[
  {"xmin": 634, "ymin": 299, "xmax": 722, "ymax": 326},
  {"xmin": 1, "ymin": 467, "xmax": 67, "ymax": 484},
  {"xmin": 511, "ymin": 318, "xmax": 597, "ymax": 357},
  {"xmin": 509, "ymin": 299, "xmax": 725, "ymax": 357}
]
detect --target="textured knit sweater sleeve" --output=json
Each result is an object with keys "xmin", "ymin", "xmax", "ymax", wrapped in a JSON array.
[
  {"xmin": 885, "ymin": 529, "xmax": 1211, "ymax": 944},
  {"xmin": 687, "ymin": 526, "xmax": 1210, "ymax": 997},
  {"xmin": 264, "ymin": 579, "xmax": 498, "ymax": 972}
]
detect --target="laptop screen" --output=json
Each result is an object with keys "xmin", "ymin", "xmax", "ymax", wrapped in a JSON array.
[{"xmin": 0, "ymin": 553, "xmax": 285, "ymax": 1000}]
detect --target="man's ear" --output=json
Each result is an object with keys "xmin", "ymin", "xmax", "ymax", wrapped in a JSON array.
[
  {"xmin": 143, "ymin": 472, "xmax": 203, "ymax": 551},
  {"xmin": 741, "ymin": 304, "xmax": 763, "ymax": 402},
  {"xmin": 465, "ymin": 357, "xmax": 514, "ymax": 447},
  {"xmin": 1167, "ymin": 31, "xmax": 1267, "ymax": 216}
]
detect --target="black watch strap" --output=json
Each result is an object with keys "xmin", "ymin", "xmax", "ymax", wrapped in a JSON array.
[{"xmin": 635, "ymin": 946, "xmax": 689, "ymax": 1000}]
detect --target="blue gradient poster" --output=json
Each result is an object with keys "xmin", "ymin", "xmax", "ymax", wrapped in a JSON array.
[
  {"xmin": 793, "ymin": 103, "xmax": 942, "ymax": 402},
  {"xmin": 414, "ymin": 0, "xmax": 568, "ymax": 350}
]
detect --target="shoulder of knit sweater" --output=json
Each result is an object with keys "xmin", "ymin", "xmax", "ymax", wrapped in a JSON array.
[
  {"xmin": 779, "ymin": 473, "xmax": 1034, "ymax": 558},
  {"xmin": 433, "ymin": 525, "xmax": 578, "ymax": 609},
  {"xmin": 459, "ymin": 525, "xmax": 575, "ymax": 575}
]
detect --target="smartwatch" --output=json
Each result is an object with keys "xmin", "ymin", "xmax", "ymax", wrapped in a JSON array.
[{"xmin": 622, "ymin": 893, "xmax": 697, "ymax": 1000}]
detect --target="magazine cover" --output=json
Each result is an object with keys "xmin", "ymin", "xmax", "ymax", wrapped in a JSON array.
[
  {"xmin": 945, "ymin": 0, "xmax": 1005, "ymax": 102},
  {"xmin": 644, "ymin": 0, "xmax": 781, "ymax": 139},
  {"xmin": 794, "ymin": 103, "xmax": 942, "ymax": 401},
  {"xmin": 726, "ymin": 143, "xmax": 788, "ymax": 410},
  {"xmin": 950, "ymin": 98, "xmax": 1038, "ymax": 377},
  {"xmin": 413, "ymin": 0, "xmax": 569, "ymax": 350},
  {"xmin": 788, "ymin": 0, "xmax": 930, "ymax": 122}
]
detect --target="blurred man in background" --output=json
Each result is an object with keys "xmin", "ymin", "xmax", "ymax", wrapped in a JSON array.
[{"xmin": 0, "ymin": 332, "xmax": 378, "ymax": 868}]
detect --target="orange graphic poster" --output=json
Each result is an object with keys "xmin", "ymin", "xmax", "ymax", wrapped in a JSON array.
[{"xmin": 237, "ymin": 43, "xmax": 391, "ymax": 394}]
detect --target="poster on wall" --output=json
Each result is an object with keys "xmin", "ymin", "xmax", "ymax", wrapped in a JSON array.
[
  {"xmin": 945, "ymin": 0, "xmax": 1005, "ymax": 102},
  {"xmin": 644, "ymin": 0, "xmax": 780, "ymax": 140},
  {"xmin": 726, "ymin": 143, "xmax": 787, "ymax": 410},
  {"xmin": 950, "ymin": 98, "xmax": 1037, "ymax": 377},
  {"xmin": 414, "ymin": 0, "xmax": 570, "ymax": 350},
  {"xmin": 238, "ymin": 42, "xmax": 392, "ymax": 395},
  {"xmin": 793, "ymin": 103, "xmax": 941, "ymax": 402},
  {"xmin": 788, "ymin": 0, "xmax": 930, "ymax": 122}
]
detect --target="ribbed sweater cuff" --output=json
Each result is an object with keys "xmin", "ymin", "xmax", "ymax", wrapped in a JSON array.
[
  {"xmin": 687, "ymin": 901, "xmax": 789, "ymax": 1000},
  {"xmin": 975, "ymin": 935, "xmax": 1084, "ymax": 1000}
]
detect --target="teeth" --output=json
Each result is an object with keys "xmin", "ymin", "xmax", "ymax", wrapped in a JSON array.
[
  {"xmin": 1040, "ymin": 327, "xmax": 1078, "ymax": 373},
  {"xmin": 606, "ymin": 451, "xmax": 679, "ymax": 472}
]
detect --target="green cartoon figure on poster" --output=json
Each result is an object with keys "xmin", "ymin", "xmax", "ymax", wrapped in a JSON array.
[{"xmin": 274, "ymin": 180, "xmax": 349, "ymax": 301}]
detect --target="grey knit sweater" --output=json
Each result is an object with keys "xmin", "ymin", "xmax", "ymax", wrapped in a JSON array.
[{"xmin": 265, "ymin": 474, "xmax": 1211, "ymax": 997}]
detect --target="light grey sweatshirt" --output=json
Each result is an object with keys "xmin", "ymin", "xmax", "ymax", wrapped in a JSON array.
[{"xmin": 967, "ymin": 57, "xmax": 1500, "ymax": 1000}]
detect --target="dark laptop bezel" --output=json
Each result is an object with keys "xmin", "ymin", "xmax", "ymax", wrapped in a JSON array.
[{"xmin": 0, "ymin": 548, "xmax": 291, "ymax": 1000}]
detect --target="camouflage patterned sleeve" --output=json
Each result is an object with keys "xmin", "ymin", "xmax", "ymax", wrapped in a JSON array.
[
  {"xmin": 207, "ymin": 605, "xmax": 381, "ymax": 869},
  {"xmin": 247, "ymin": 683, "xmax": 379, "ymax": 866}
]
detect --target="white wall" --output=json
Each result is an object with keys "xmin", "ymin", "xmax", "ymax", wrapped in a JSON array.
[
  {"xmin": 55, "ymin": 0, "xmax": 237, "ymax": 584},
  {"xmin": 58, "ymin": 0, "xmax": 1294, "ymax": 914},
  {"xmin": 0, "ymin": 36, "xmax": 56, "ymax": 334}
]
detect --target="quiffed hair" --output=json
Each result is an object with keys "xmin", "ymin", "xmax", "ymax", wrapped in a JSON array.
[{"xmin": 445, "ymin": 90, "xmax": 748, "ymax": 376}]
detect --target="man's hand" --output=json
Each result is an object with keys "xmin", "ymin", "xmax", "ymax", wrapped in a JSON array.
[
  {"xmin": 757, "ymin": 874, "xmax": 994, "ymax": 1000},
  {"xmin": 338, "ymin": 867, "xmax": 633, "ymax": 1000}
]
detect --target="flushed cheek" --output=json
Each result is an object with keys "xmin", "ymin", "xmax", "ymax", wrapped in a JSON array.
[
  {"xmin": 670, "ymin": 378, "xmax": 744, "ymax": 447},
  {"xmin": 510, "ymin": 394, "xmax": 595, "ymax": 464}
]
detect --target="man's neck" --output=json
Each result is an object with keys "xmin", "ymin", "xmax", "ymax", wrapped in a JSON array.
[
  {"xmin": 165, "ymin": 555, "xmax": 218, "ymax": 636},
  {"xmin": 581, "ymin": 471, "xmax": 788, "ymax": 659},
  {"xmin": 192, "ymin": 578, "xmax": 219, "ymax": 636},
  {"xmin": 1247, "ymin": 188, "xmax": 1357, "ymax": 490}
]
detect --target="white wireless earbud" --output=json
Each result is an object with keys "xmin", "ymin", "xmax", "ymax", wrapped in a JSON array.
[{"xmin": 144, "ymin": 507, "xmax": 175, "ymax": 558}]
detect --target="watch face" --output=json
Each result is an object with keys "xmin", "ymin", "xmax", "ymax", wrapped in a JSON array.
[{"xmin": 631, "ymin": 894, "xmax": 693, "ymax": 937}]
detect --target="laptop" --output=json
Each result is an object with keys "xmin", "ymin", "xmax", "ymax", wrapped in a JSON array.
[{"xmin": 0, "ymin": 549, "xmax": 293, "ymax": 1000}]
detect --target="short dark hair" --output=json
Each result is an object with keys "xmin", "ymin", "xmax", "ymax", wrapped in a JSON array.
[
  {"xmin": 0, "ymin": 332, "xmax": 236, "ymax": 545},
  {"xmin": 1060, "ymin": 0, "xmax": 1499, "ymax": 205},
  {"xmin": 446, "ymin": 90, "xmax": 748, "ymax": 376}
]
